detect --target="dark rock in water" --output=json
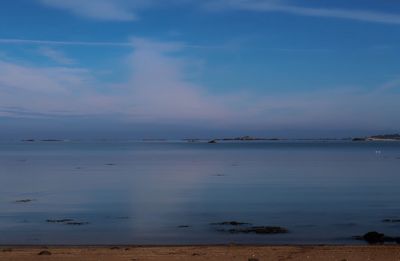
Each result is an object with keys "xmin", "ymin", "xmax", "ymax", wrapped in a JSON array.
[
  {"xmin": 15, "ymin": 199, "xmax": 34, "ymax": 203},
  {"xmin": 46, "ymin": 219, "xmax": 74, "ymax": 223},
  {"xmin": 214, "ymin": 223, "xmax": 288, "ymax": 234},
  {"xmin": 382, "ymin": 219, "xmax": 400, "ymax": 223},
  {"xmin": 41, "ymin": 139, "xmax": 63, "ymax": 142},
  {"xmin": 105, "ymin": 163, "xmax": 116, "ymax": 166},
  {"xmin": 230, "ymin": 226, "xmax": 288, "ymax": 234},
  {"xmin": 363, "ymin": 231, "xmax": 386, "ymax": 244},
  {"xmin": 354, "ymin": 231, "xmax": 400, "ymax": 244},
  {"xmin": 21, "ymin": 139, "xmax": 35, "ymax": 142},
  {"xmin": 352, "ymin": 137, "xmax": 367, "ymax": 141},
  {"xmin": 38, "ymin": 250, "xmax": 51, "ymax": 255},
  {"xmin": 65, "ymin": 221, "xmax": 89, "ymax": 225},
  {"xmin": 46, "ymin": 218, "xmax": 88, "ymax": 225},
  {"xmin": 178, "ymin": 225, "xmax": 190, "ymax": 228},
  {"xmin": 211, "ymin": 221, "xmax": 251, "ymax": 226},
  {"xmin": 208, "ymin": 139, "xmax": 217, "ymax": 144},
  {"xmin": 211, "ymin": 221, "xmax": 287, "ymax": 234}
]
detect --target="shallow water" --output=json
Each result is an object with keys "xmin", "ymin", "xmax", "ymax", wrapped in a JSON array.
[{"xmin": 1, "ymin": 140, "xmax": 400, "ymax": 245}]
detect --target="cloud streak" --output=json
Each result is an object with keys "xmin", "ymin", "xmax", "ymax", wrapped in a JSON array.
[
  {"xmin": 1, "ymin": 37, "xmax": 400, "ymax": 132},
  {"xmin": 213, "ymin": 0, "xmax": 400, "ymax": 25},
  {"xmin": 39, "ymin": 0, "xmax": 139, "ymax": 21},
  {"xmin": 0, "ymin": 38, "xmax": 227, "ymax": 50},
  {"xmin": 0, "ymin": 38, "xmax": 133, "ymax": 47},
  {"xmin": 38, "ymin": 47, "xmax": 75, "ymax": 65},
  {"xmin": 0, "ymin": 38, "xmax": 232, "ymax": 122},
  {"xmin": 36, "ymin": 0, "xmax": 400, "ymax": 25}
]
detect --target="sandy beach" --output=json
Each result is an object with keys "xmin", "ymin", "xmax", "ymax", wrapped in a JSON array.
[{"xmin": 1, "ymin": 245, "xmax": 400, "ymax": 261}]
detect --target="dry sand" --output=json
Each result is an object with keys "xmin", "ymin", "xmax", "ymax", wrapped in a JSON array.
[{"xmin": 1, "ymin": 245, "xmax": 400, "ymax": 261}]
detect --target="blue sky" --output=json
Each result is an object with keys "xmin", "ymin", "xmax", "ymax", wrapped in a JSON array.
[{"xmin": 1, "ymin": 0, "xmax": 400, "ymax": 138}]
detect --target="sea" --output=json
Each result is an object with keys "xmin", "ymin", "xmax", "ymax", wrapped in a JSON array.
[{"xmin": 1, "ymin": 140, "xmax": 400, "ymax": 245}]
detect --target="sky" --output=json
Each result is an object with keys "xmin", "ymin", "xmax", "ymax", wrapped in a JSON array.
[{"xmin": 0, "ymin": 0, "xmax": 400, "ymax": 139}]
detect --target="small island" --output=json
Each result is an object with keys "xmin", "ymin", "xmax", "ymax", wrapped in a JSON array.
[
  {"xmin": 352, "ymin": 133, "xmax": 400, "ymax": 141},
  {"xmin": 221, "ymin": 136, "xmax": 280, "ymax": 141},
  {"xmin": 205, "ymin": 136, "xmax": 281, "ymax": 143}
]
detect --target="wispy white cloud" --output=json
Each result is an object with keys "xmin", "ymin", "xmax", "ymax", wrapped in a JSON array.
[
  {"xmin": 0, "ymin": 61, "xmax": 84, "ymax": 93},
  {"xmin": 38, "ymin": 47, "xmax": 75, "ymax": 65},
  {"xmin": 0, "ymin": 61, "xmax": 116, "ymax": 117},
  {"xmin": 1, "ymin": 37, "xmax": 400, "ymax": 130},
  {"xmin": 214, "ymin": 0, "xmax": 400, "ymax": 25},
  {"xmin": 0, "ymin": 38, "xmax": 133, "ymax": 46},
  {"xmin": 0, "ymin": 38, "xmax": 228, "ymax": 50},
  {"xmin": 37, "ymin": 0, "xmax": 400, "ymax": 25},
  {"xmin": 122, "ymin": 37, "xmax": 232, "ymax": 122},
  {"xmin": 39, "ymin": 0, "xmax": 139, "ymax": 21},
  {"xmin": 0, "ymin": 38, "xmax": 231, "ymax": 122},
  {"xmin": 376, "ymin": 77, "xmax": 400, "ymax": 92}
]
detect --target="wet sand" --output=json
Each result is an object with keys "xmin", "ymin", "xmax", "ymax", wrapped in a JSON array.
[{"xmin": 1, "ymin": 245, "xmax": 400, "ymax": 261}]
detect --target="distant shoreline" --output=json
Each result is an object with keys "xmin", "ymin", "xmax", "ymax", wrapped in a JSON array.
[
  {"xmin": 352, "ymin": 134, "xmax": 400, "ymax": 142},
  {"xmin": 15, "ymin": 134, "xmax": 400, "ymax": 143}
]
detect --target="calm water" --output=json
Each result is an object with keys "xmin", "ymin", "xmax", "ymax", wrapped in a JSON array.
[{"xmin": 1, "ymin": 140, "xmax": 400, "ymax": 245}]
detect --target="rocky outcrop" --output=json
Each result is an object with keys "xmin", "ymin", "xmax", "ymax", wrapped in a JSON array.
[{"xmin": 354, "ymin": 231, "xmax": 400, "ymax": 244}]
